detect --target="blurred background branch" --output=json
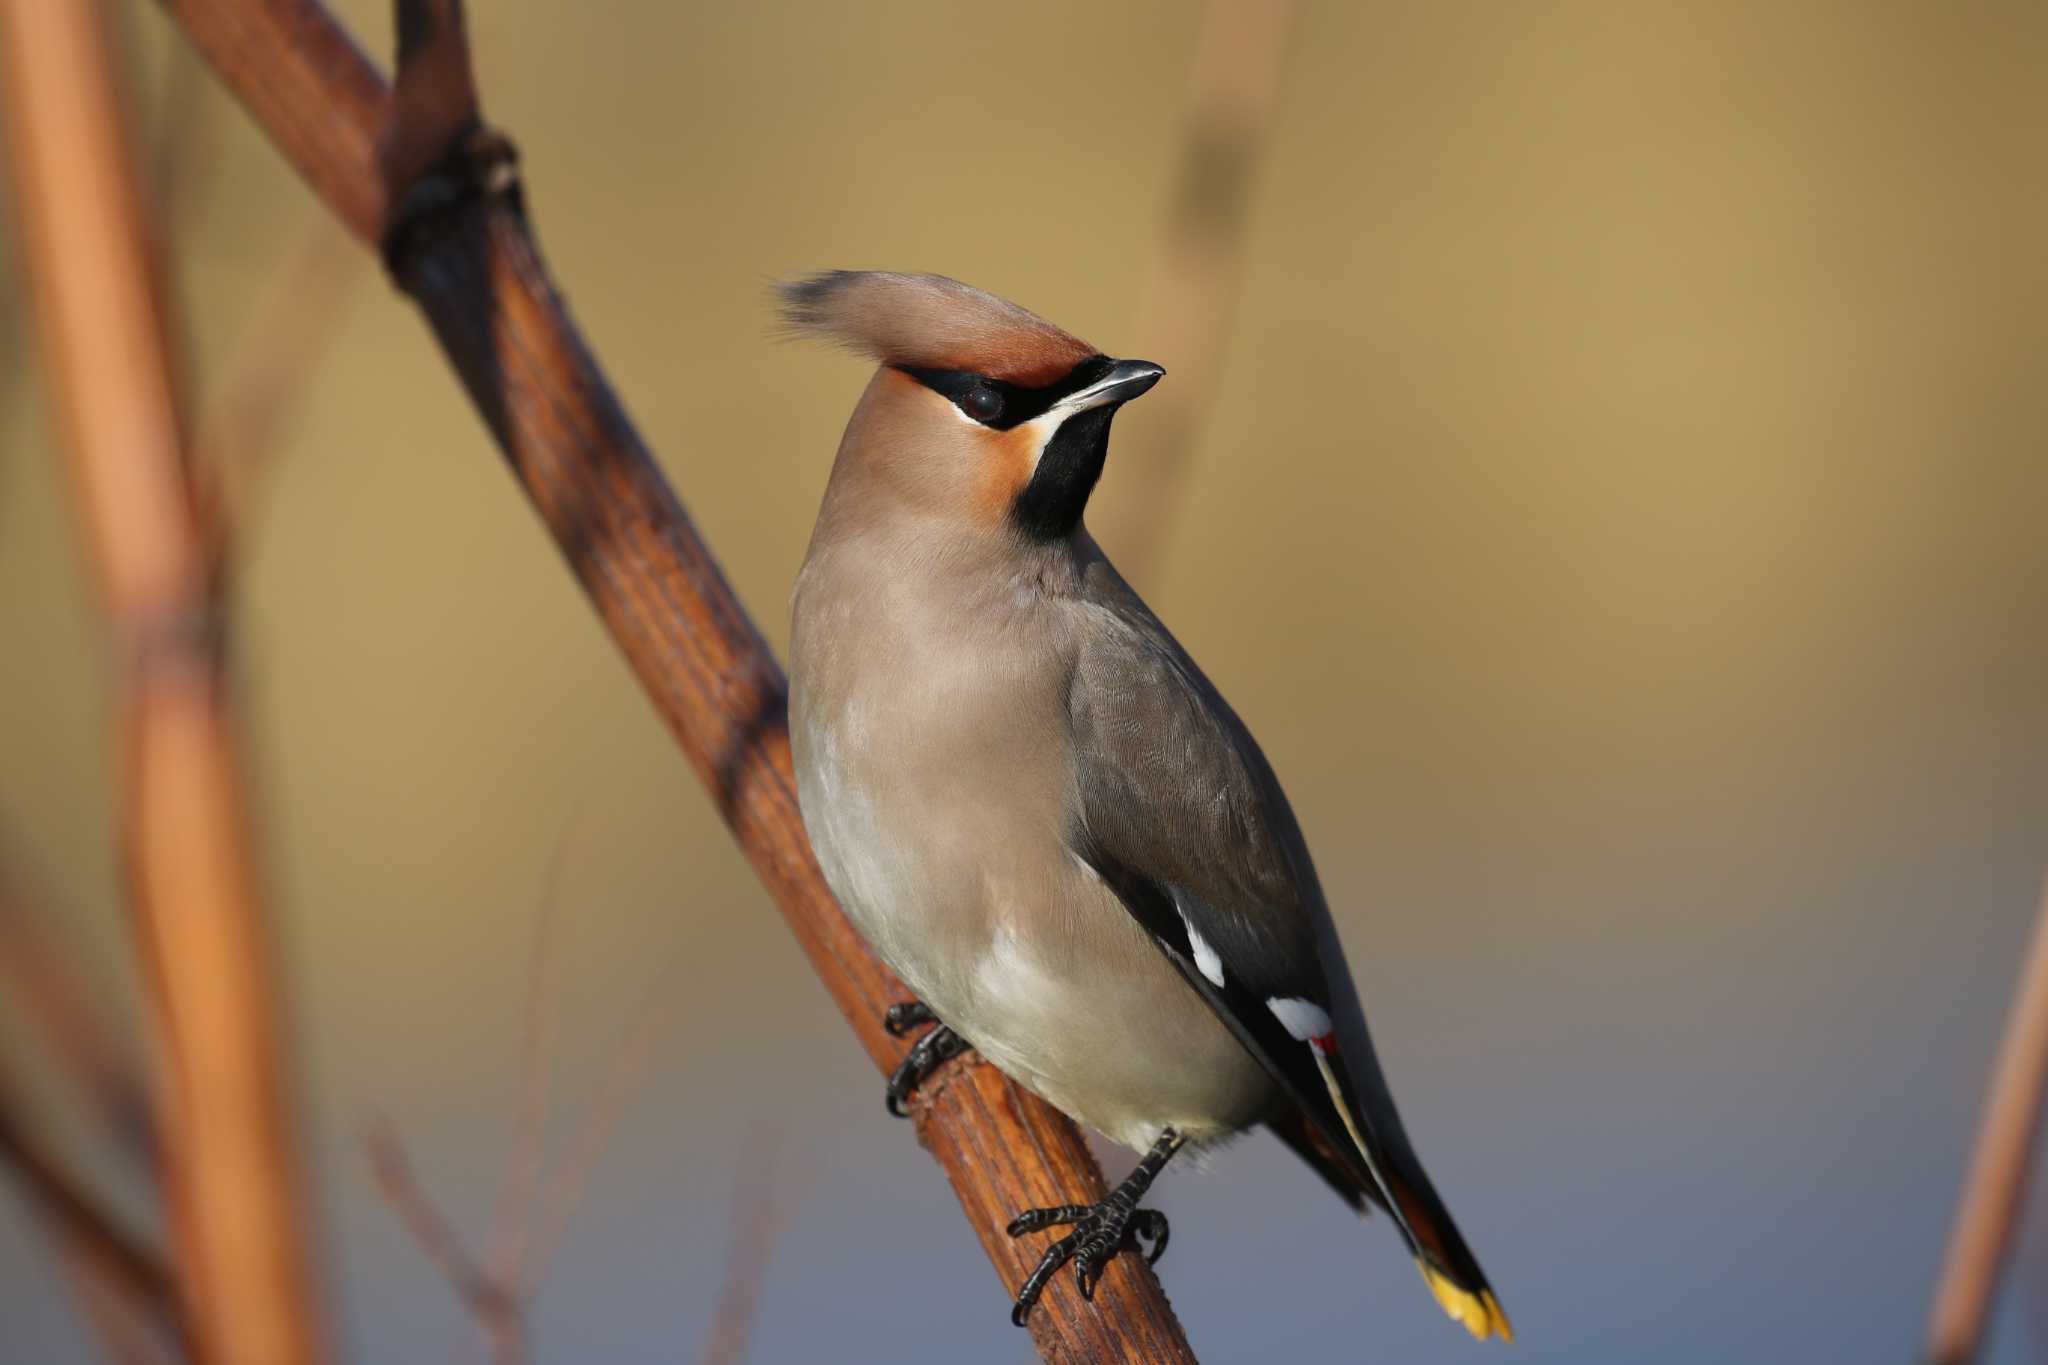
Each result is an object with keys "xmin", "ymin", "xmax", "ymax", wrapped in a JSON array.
[
  {"xmin": 0, "ymin": 866, "xmax": 178, "ymax": 1357},
  {"xmin": 0, "ymin": 868, "xmax": 158, "ymax": 1172},
  {"xmin": 695, "ymin": 1120, "xmax": 798, "ymax": 1365},
  {"xmin": 363, "ymin": 1118, "xmax": 528, "ymax": 1365},
  {"xmin": 0, "ymin": 1083, "xmax": 185, "ymax": 1360},
  {"xmin": 192, "ymin": 216, "xmax": 358, "ymax": 571},
  {"xmin": 362, "ymin": 873, "xmax": 685, "ymax": 1365},
  {"xmin": 0, "ymin": 2, "xmax": 327, "ymax": 1362},
  {"xmin": 1089, "ymin": 0, "xmax": 1301, "ymax": 584},
  {"xmin": 1926, "ymin": 876, "xmax": 2048, "ymax": 1365}
]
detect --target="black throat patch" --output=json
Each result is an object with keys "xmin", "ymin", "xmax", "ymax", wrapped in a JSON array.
[{"xmin": 1010, "ymin": 405, "xmax": 1118, "ymax": 543}]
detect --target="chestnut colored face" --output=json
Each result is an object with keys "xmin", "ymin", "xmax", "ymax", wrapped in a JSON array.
[{"xmin": 896, "ymin": 355, "xmax": 1164, "ymax": 542}]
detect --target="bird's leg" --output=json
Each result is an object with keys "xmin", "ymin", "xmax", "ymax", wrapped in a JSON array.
[
  {"xmin": 1006, "ymin": 1128, "xmax": 1183, "ymax": 1324},
  {"xmin": 881, "ymin": 1001, "xmax": 969, "ymax": 1118}
]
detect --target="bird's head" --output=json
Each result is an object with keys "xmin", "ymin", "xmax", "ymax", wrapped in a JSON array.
[{"xmin": 779, "ymin": 271, "xmax": 1163, "ymax": 543}]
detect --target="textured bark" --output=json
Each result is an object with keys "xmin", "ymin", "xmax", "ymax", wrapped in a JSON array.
[{"xmin": 153, "ymin": 1, "xmax": 1198, "ymax": 1357}]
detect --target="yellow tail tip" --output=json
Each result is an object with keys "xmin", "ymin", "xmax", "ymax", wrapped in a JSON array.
[{"xmin": 1420, "ymin": 1264, "xmax": 1514, "ymax": 1342}]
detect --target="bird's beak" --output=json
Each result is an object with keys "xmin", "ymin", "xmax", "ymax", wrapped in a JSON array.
[{"xmin": 1061, "ymin": 358, "xmax": 1165, "ymax": 414}]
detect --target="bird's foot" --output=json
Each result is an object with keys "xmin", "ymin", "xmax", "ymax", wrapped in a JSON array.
[
  {"xmin": 882, "ymin": 1001, "xmax": 968, "ymax": 1118},
  {"xmin": 882, "ymin": 1001, "xmax": 936, "ymax": 1036},
  {"xmin": 1006, "ymin": 1203, "xmax": 1170, "ymax": 1324},
  {"xmin": 1006, "ymin": 1129, "xmax": 1183, "ymax": 1325}
]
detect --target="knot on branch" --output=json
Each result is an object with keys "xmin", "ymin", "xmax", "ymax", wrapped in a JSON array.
[
  {"xmin": 121, "ymin": 602, "xmax": 229, "ymax": 678},
  {"xmin": 378, "ymin": 123, "xmax": 523, "ymax": 287}
]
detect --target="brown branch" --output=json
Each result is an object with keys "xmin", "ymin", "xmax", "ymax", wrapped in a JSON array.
[
  {"xmin": 1088, "ymin": 0, "xmax": 1301, "ymax": 584},
  {"xmin": 382, "ymin": 0, "xmax": 477, "ymax": 198},
  {"xmin": 1926, "ymin": 874, "xmax": 2048, "ymax": 1365},
  {"xmin": 152, "ymin": 1, "xmax": 1197, "ymax": 1358},
  {"xmin": 0, "ymin": 4, "xmax": 328, "ymax": 1364},
  {"xmin": 0, "ymin": 1091, "xmax": 188, "ymax": 1356}
]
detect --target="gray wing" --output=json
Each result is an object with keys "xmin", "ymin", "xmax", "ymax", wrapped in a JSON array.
[
  {"xmin": 1066, "ymin": 558, "xmax": 1365, "ymax": 1146},
  {"xmin": 1065, "ymin": 556, "xmax": 1505, "ymax": 1330}
]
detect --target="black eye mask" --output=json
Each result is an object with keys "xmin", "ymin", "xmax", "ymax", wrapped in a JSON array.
[{"xmin": 896, "ymin": 355, "xmax": 1115, "ymax": 430}]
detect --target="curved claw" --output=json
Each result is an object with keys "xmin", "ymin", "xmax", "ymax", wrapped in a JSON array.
[
  {"xmin": 883, "ymin": 1001, "xmax": 933, "ymax": 1038},
  {"xmin": 1011, "ymin": 1235, "xmax": 1078, "ymax": 1326},
  {"xmin": 883, "ymin": 1014, "xmax": 968, "ymax": 1118},
  {"xmin": 1075, "ymin": 1245, "xmax": 1107, "ymax": 1300},
  {"xmin": 883, "ymin": 1044, "xmax": 920, "ymax": 1117},
  {"xmin": 1133, "ymin": 1210, "xmax": 1170, "ymax": 1265},
  {"xmin": 1007, "ymin": 1204, "xmax": 1090, "ymax": 1237}
]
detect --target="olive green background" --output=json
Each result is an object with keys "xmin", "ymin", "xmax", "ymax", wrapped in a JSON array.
[{"xmin": 3, "ymin": 3, "xmax": 2045, "ymax": 1361}]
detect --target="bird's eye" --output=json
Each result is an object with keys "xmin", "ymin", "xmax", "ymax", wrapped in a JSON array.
[{"xmin": 960, "ymin": 386, "xmax": 1003, "ymax": 424}]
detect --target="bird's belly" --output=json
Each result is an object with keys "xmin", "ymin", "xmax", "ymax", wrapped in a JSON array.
[
  {"xmin": 795, "ymin": 738, "xmax": 1272, "ymax": 1149},
  {"xmin": 956, "ymin": 902, "xmax": 1277, "ymax": 1152}
]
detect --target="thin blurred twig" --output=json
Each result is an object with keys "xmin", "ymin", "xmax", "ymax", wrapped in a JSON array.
[
  {"xmin": 0, "ymin": 1087, "xmax": 186, "ymax": 1355},
  {"xmin": 697, "ymin": 1123, "xmax": 799, "ymax": 1365},
  {"xmin": 0, "ymin": 868, "xmax": 158, "ymax": 1171},
  {"xmin": 193, "ymin": 215, "xmax": 358, "ymax": 567},
  {"xmin": 367, "ymin": 853, "xmax": 678, "ymax": 1364},
  {"xmin": 153, "ymin": 0, "xmax": 1197, "ymax": 1357},
  {"xmin": 0, "ymin": 3, "xmax": 327, "ymax": 1363},
  {"xmin": 146, "ymin": 19, "xmax": 215, "ymax": 222},
  {"xmin": 520, "ymin": 979, "xmax": 677, "ymax": 1291},
  {"xmin": 52, "ymin": 1242, "xmax": 184, "ymax": 1365},
  {"xmin": 1926, "ymin": 875, "xmax": 2048, "ymax": 1365},
  {"xmin": 0, "ymin": 867, "xmax": 177, "ymax": 1358},
  {"xmin": 363, "ymin": 978, "xmax": 675, "ymax": 1363},
  {"xmin": 1089, "ymin": 0, "xmax": 1301, "ymax": 583},
  {"xmin": 479, "ymin": 841, "xmax": 567, "ymax": 1297},
  {"xmin": 363, "ymin": 1119, "xmax": 527, "ymax": 1365}
]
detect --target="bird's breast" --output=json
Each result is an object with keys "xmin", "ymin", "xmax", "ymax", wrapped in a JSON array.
[{"xmin": 789, "ymin": 555, "xmax": 1075, "ymax": 994}]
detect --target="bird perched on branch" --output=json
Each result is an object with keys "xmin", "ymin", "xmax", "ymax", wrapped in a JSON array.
[{"xmin": 782, "ymin": 270, "xmax": 1509, "ymax": 1340}]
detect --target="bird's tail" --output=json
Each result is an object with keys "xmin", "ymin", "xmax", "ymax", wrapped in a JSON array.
[
  {"xmin": 1308, "ymin": 1042, "xmax": 1514, "ymax": 1342},
  {"xmin": 1404, "ymin": 1195, "xmax": 1514, "ymax": 1342}
]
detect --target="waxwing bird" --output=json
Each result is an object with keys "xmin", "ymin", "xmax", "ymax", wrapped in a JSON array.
[{"xmin": 781, "ymin": 270, "xmax": 1510, "ymax": 1340}]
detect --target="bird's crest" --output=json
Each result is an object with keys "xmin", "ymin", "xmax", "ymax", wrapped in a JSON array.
[{"xmin": 776, "ymin": 271, "xmax": 1097, "ymax": 388}]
